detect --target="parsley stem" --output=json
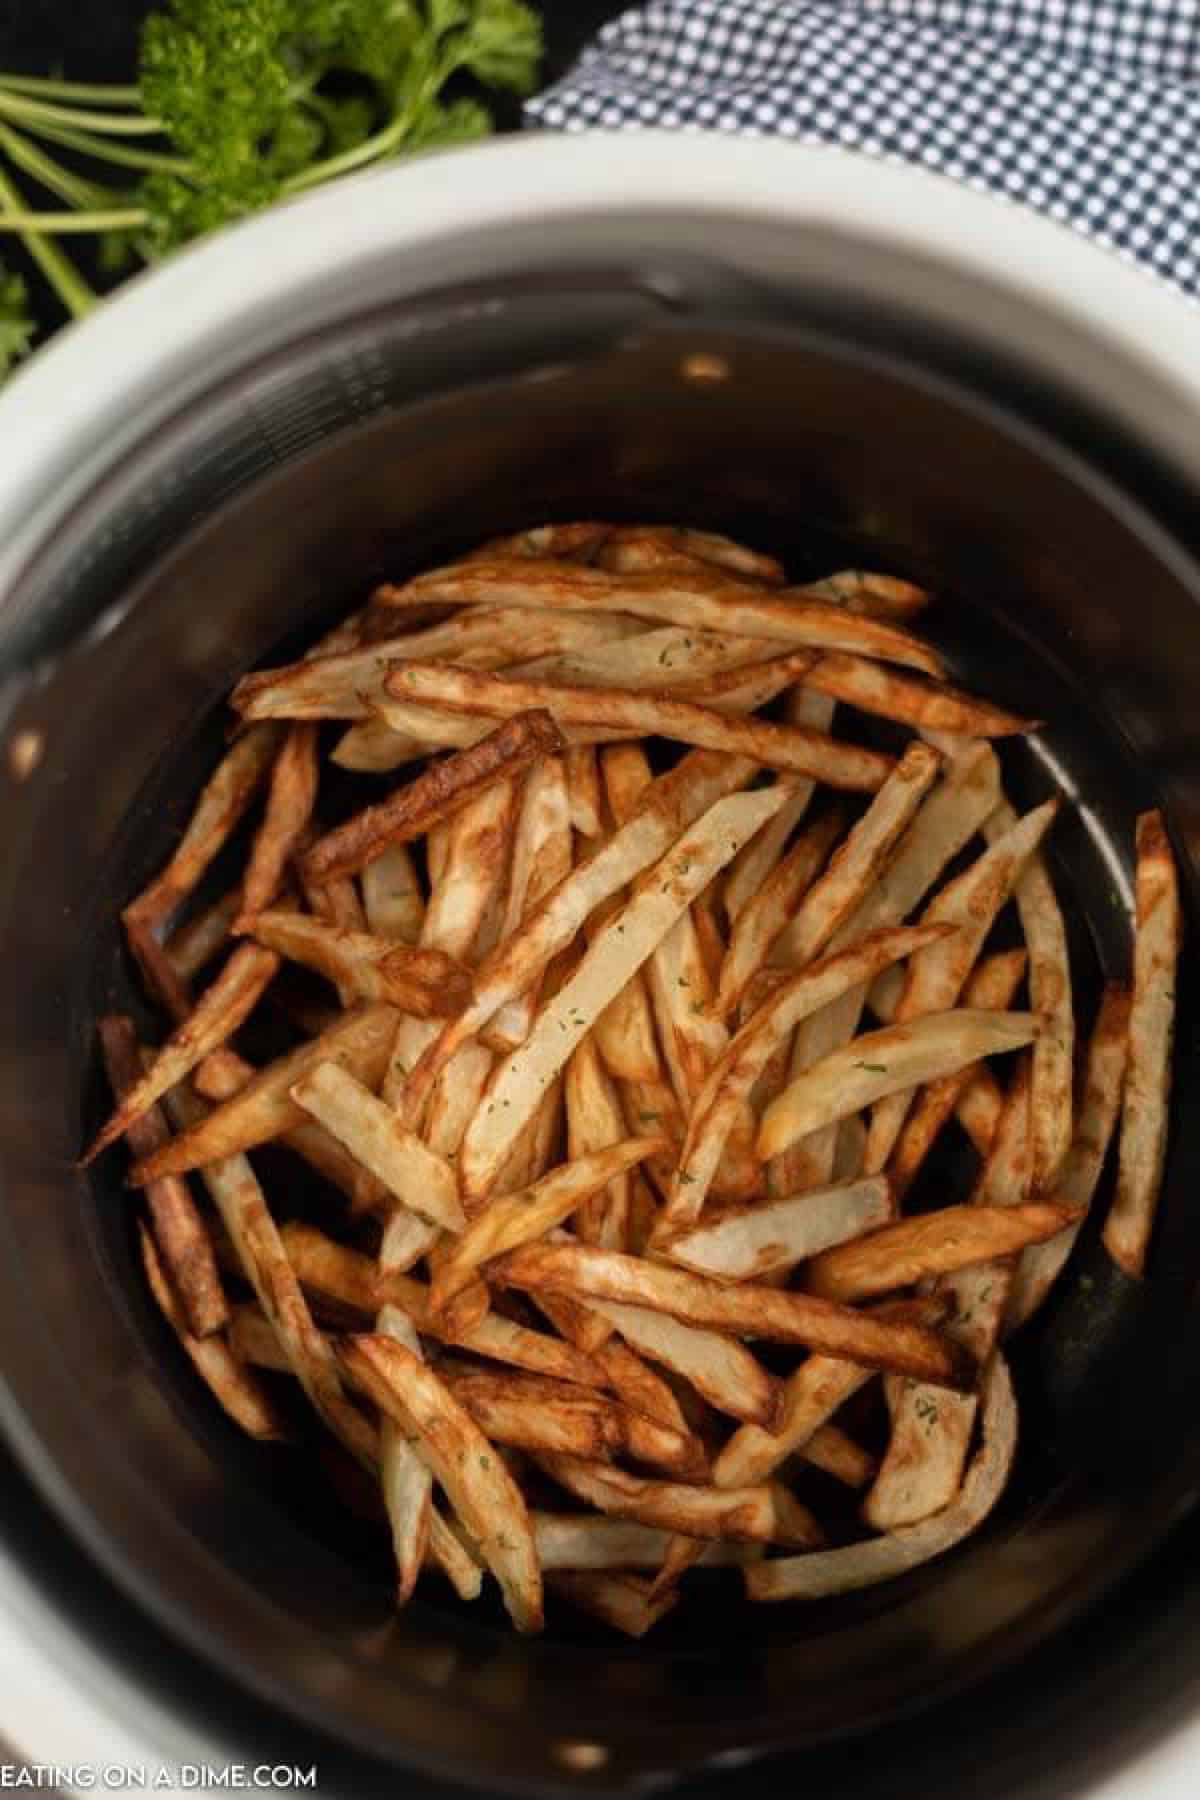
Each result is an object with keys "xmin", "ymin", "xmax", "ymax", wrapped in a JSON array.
[
  {"xmin": 8, "ymin": 112, "xmax": 190, "ymax": 175},
  {"xmin": 0, "ymin": 122, "xmax": 115, "ymax": 211},
  {"xmin": 0, "ymin": 76, "xmax": 142, "ymax": 107},
  {"xmin": 0, "ymin": 90, "xmax": 165, "ymax": 137},
  {"xmin": 0, "ymin": 168, "xmax": 94, "ymax": 318},
  {"xmin": 0, "ymin": 207, "xmax": 148, "ymax": 233}
]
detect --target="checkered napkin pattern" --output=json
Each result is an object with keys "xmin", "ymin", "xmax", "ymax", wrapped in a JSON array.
[{"xmin": 527, "ymin": 0, "xmax": 1200, "ymax": 298}]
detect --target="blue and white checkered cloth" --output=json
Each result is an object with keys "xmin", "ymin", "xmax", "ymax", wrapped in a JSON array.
[{"xmin": 527, "ymin": 0, "xmax": 1200, "ymax": 298}]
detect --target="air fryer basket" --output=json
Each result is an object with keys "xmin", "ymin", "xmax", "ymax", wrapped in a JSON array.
[{"xmin": 3, "ymin": 207, "xmax": 1200, "ymax": 1797}]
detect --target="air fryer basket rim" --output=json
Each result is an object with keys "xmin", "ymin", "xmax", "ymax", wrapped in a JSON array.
[{"xmin": 2, "ymin": 139, "xmax": 1200, "ymax": 1798}]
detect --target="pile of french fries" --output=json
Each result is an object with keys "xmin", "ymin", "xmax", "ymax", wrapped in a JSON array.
[{"xmin": 89, "ymin": 520, "xmax": 1182, "ymax": 1638}]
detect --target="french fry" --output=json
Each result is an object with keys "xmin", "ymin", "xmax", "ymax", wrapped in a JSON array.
[
  {"xmin": 520, "ymin": 627, "xmax": 783, "ymax": 693},
  {"xmin": 800, "ymin": 653, "xmax": 1034, "ymax": 736},
  {"xmin": 383, "ymin": 662, "xmax": 894, "ymax": 789},
  {"xmin": 165, "ymin": 887, "xmax": 242, "ymax": 982},
  {"xmin": 429, "ymin": 1139, "xmax": 666, "ymax": 1311},
  {"xmin": 664, "ymin": 925, "xmax": 950, "ymax": 1230},
  {"xmin": 747, "ymin": 1354, "xmax": 1017, "ymax": 1601},
  {"xmin": 495, "ymin": 1242, "xmax": 970, "ymax": 1387},
  {"xmin": 239, "ymin": 724, "xmax": 319, "ymax": 919},
  {"xmin": 438, "ymin": 1365, "xmax": 704, "ymax": 1478},
  {"xmin": 279, "ymin": 1223, "xmax": 609, "ymax": 1387},
  {"xmin": 123, "ymin": 724, "xmax": 282, "ymax": 931},
  {"xmin": 160, "ymin": 1083, "xmax": 377, "ymax": 1468},
  {"xmin": 1008, "ymin": 984, "xmax": 1131, "ymax": 1329},
  {"xmin": 889, "ymin": 950, "xmax": 1028, "ymax": 1200},
  {"xmin": 379, "ymin": 559, "xmax": 944, "ymax": 675},
  {"xmin": 564, "ymin": 744, "xmax": 604, "ymax": 837},
  {"xmin": 96, "ymin": 1016, "xmax": 229, "ymax": 1338},
  {"xmin": 770, "ymin": 742, "xmax": 942, "ymax": 974},
  {"xmin": 239, "ymin": 910, "xmax": 468, "ymax": 1016},
  {"xmin": 548, "ymin": 1571, "xmax": 678, "ymax": 1638},
  {"xmin": 566, "ymin": 1036, "xmax": 633, "ymax": 1248},
  {"xmin": 129, "ymin": 1003, "xmax": 398, "ymax": 1184},
  {"xmin": 589, "ymin": 1334, "xmax": 688, "ymax": 1432},
  {"xmin": 399, "ymin": 750, "xmax": 756, "ymax": 1119},
  {"xmin": 861, "ymin": 802, "xmax": 1057, "ymax": 1173},
  {"xmin": 864, "ymin": 1061, "xmax": 1032, "ymax": 1529},
  {"xmin": 338, "ymin": 1333, "xmax": 543, "ymax": 1632},
  {"xmin": 84, "ymin": 945, "xmax": 280, "ymax": 1164},
  {"xmin": 233, "ymin": 611, "xmax": 635, "ymax": 722},
  {"xmin": 805, "ymin": 1198, "xmax": 1076, "ymax": 1305},
  {"xmin": 376, "ymin": 1304, "xmax": 434, "ymax": 1606},
  {"xmin": 982, "ymin": 799, "xmax": 1075, "ymax": 1189},
  {"xmin": 715, "ymin": 808, "xmax": 842, "ymax": 1019},
  {"xmin": 362, "ymin": 844, "xmax": 424, "ymax": 944},
  {"xmin": 289, "ymin": 1061, "xmax": 464, "ymax": 1232},
  {"xmin": 300, "ymin": 711, "xmax": 563, "ymax": 886},
  {"xmin": 1103, "ymin": 811, "xmax": 1181, "ymax": 1277},
  {"xmin": 138, "ymin": 1225, "xmax": 285, "ymax": 1441},
  {"xmin": 590, "ymin": 955, "xmax": 660, "ymax": 1084},
  {"xmin": 471, "ymin": 522, "xmax": 613, "ymax": 562},
  {"xmin": 419, "ymin": 778, "xmax": 517, "ymax": 963},
  {"xmin": 428, "ymin": 1510, "xmax": 485, "ymax": 1601},
  {"xmin": 487, "ymin": 755, "xmax": 572, "ymax": 1048},
  {"xmin": 800, "ymin": 569, "xmax": 931, "ymax": 618},
  {"xmin": 533, "ymin": 1514, "xmax": 759, "ymax": 1570},
  {"xmin": 761, "ymin": 1009, "xmax": 1039, "ymax": 1164},
  {"xmin": 598, "ymin": 524, "xmax": 785, "ymax": 585},
  {"xmin": 537, "ymin": 1455, "xmax": 821, "ymax": 1545},
  {"xmin": 459, "ymin": 788, "xmax": 788, "ymax": 1200},
  {"xmin": 661, "ymin": 1175, "xmax": 894, "ymax": 1283},
  {"xmin": 804, "ymin": 1425, "xmax": 876, "ymax": 1488},
  {"xmin": 331, "ymin": 716, "xmax": 430, "ymax": 774},
  {"xmin": 581, "ymin": 1297, "xmax": 782, "ymax": 1427}
]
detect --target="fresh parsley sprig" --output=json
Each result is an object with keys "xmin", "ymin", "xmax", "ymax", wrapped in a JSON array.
[{"xmin": 0, "ymin": 0, "xmax": 542, "ymax": 365}]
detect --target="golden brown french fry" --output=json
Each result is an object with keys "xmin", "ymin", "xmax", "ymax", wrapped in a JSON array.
[
  {"xmin": 804, "ymin": 1424, "xmax": 876, "ymax": 1488},
  {"xmin": 487, "ymin": 755, "xmax": 572, "ymax": 1048},
  {"xmin": 715, "ymin": 808, "xmax": 842, "ymax": 1019},
  {"xmin": 800, "ymin": 653, "xmax": 1034, "ymax": 736},
  {"xmin": 661, "ymin": 1175, "xmax": 894, "ymax": 1283},
  {"xmin": 889, "ymin": 949, "xmax": 1028, "ymax": 1200},
  {"xmin": 123, "ymin": 724, "xmax": 282, "ymax": 931},
  {"xmin": 470, "ymin": 522, "xmax": 613, "ymax": 562},
  {"xmin": 97, "ymin": 1015, "xmax": 229, "ymax": 1338},
  {"xmin": 537, "ymin": 1454, "xmax": 820, "ymax": 1545},
  {"xmin": 761, "ymin": 1010, "xmax": 1039, "ymax": 1164},
  {"xmin": 748, "ymin": 1356, "xmax": 1016, "ymax": 1603},
  {"xmin": 1104, "ymin": 811, "xmax": 1181, "ymax": 1278},
  {"xmin": 129, "ymin": 1003, "xmax": 398, "ymax": 1184},
  {"xmin": 496, "ymin": 1242, "xmax": 970, "ymax": 1387},
  {"xmin": 564, "ymin": 743, "xmax": 604, "ymax": 837},
  {"xmin": 805, "ymin": 1197, "xmax": 1075, "ymax": 1304},
  {"xmin": 1008, "ymin": 983, "xmax": 1131, "ymax": 1328},
  {"xmin": 399, "ymin": 750, "xmax": 756, "ymax": 1119},
  {"xmin": 566, "ymin": 1036, "xmax": 633, "ymax": 1248},
  {"xmin": 239, "ymin": 724, "xmax": 319, "ymax": 919},
  {"xmin": 982, "ymin": 799, "xmax": 1075, "ymax": 1190},
  {"xmin": 430, "ymin": 1138, "xmax": 666, "ymax": 1311},
  {"xmin": 239, "ymin": 910, "xmax": 468, "ymax": 1016},
  {"xmin": 588, "ymin": 1333, "xmax": 688, "ymax": 1432},
  {"xmin": 289, "ymin": 1061, "xmax": 464, "ymax": 1232},
  {"xmin": 138, "ymin": 1225, "xmax": 285, "ymax": 1441},
  {"xmin": 84, "ymin": 944, "xmax": 279, "ymax": 1164},
  {"xmin": 548, "ymin": 1571, "xmax": 678, "ymax": 1638},
  {"xmin": 361, "ymin": 844, "xmax": 424, "ymax": 945},
  {"xmin": 160, "ymin": 1083, "xmax": 377, "ymax": 1468},
  {"xmin": 165, "ymin": 887, "xmax": 242, "ymax": 982},
  {"xmin": 379, "ymin": 559, "xmax": 944, "ymax": 675},
  {"xmin": 581, "ymin": 1298, "xmax": 781, "ymax": 1427},
  {"xmin": 664, "ymin": 924, "xmax": 949, "ymax": 1230},
  {"xmin": 533, "ymin": 1514, "xmax": 760, "ymax": 1570},
  {"xmin": 438, "ymin": 1364, "xmax": 704, "ymax": 1478},
  {"xmin": 865, "ymin": 1061, "xmax": 1032, "ymax": 1529},
  {"xmin": 279, "ymin": 1223, "xmax": 609, "ymax": 1387},
  {"xmin": 459, "ymin": 787, "xmax": 788, "ymax": 1201},
  {"xmin": 598, "ymin": 524, "xmax": 785, "ymax": 585},
  {"xmin": 233, "ymin": 611, "xmax": 635, "ymax": 722},
  {"xmin": 418, "ymin": 778, "xmax": 517, "ymax": 963},
  {"xmin": 519, "ymin": 626, "xmax": 782, "ymax": 693},
  {"xmin": 383, "ymin": 662, "xmax": 894, "ymax": 789},
  {"xmin": 301, "ymin": 711, "xmax": 563, "ymax": 886},
  {"xmin": 376, "ymin": 1304, "xmax": 433, "ymax": 1607},
  {"xmin": 862, "ymin": 801, "xmax": 1057, "ymax": 1173},
  {"xmin": 338, "ymin": 1333, "xmax": 543, "ymax": 1633},
  {"xmin": 770, "ymin": 742, "xmax": 943, "ymax": 974}
]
